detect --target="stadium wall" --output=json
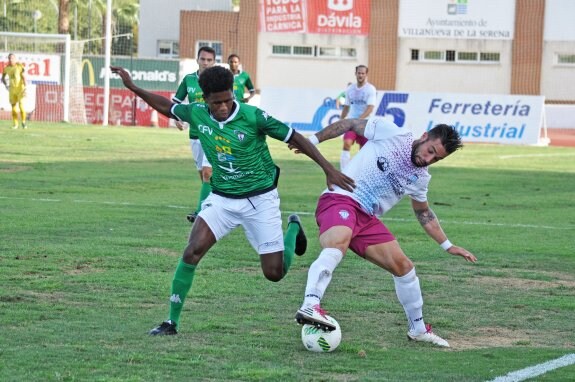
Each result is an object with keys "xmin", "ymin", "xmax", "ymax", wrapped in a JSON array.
[
  {"xmin": 175, "ymin": 0, "xmax": 574, "ymax": 104},
  {"xmin": 137, "ymin": 0, "xmax": 232, "ymax": 58}
]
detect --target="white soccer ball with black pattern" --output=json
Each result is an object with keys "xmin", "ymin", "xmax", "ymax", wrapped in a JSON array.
[{"xmin": 301, "ymin": 316, "xmax": 341, "ymax": 352}]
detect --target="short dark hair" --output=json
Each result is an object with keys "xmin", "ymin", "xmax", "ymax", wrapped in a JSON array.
[
  {"xmin": 228, "ymin": 54, "xmax": 240, "ymax": 61},
  {"xmin": 198, "ymin": 66, "xmax": 234, "ymax": 98},
  {"xmin": 197, "ymin": 46, "xmax": 216, "ymax": 59},
  {"xmin": 355, "ymin": 65, "xmax": 368, "ymax": 73},
  {"xmin": 428, "ymin": 124, "xmax": 463, "ymax": 154}
]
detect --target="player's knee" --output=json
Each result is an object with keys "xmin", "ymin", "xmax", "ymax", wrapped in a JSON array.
[
  {"xmin": 342, "ymin": 141, "xmax": 353, "ymax": 150},
  {"xmin": 263, "ymin": 268, "xmax": 283, "ymax": 282},
  {"xmin": 182, "ymin": 245, "xmax": 204, "ymax": 265},
  {"xmin": 397, "ymin": 258, "xmax": 414, "ymax": 275}
]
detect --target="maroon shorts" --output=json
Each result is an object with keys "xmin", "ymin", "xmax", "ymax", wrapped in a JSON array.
[
  {"xmin": 343, "ymin": 130, "xmax": 368, "ymax": 147},
  {"xmin": 315, "ymin": 193, "xmax": 395, "ymax": 257}
]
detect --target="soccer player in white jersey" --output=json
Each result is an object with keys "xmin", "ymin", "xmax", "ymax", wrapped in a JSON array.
[
  {"xmin": 294, "ymin": 117, "xmax": 477, "ymax": 347},
  {"xmin": 339, "ymin": 65, "xmax": 377, "ymax": 170}
]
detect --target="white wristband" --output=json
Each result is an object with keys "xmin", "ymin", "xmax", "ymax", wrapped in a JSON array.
[
  {"xmin": 440, "ymin": 239, "xmax": 453, "ymax": 251},
  {"xmin": 308, "ymin": 135, "xmax": 319, "ymax": 146}
]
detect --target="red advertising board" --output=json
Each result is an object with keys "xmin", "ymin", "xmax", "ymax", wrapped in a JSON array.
[
  {"xmin": 259, "ymin": 0, "xmax": 307, "ymax": 33},
  {"xmin": 35, "ymin": 85, "xmax": 172, "ymax": 127},
  {"xmin": 258, "ymin": 0, "xmax": 370, "ymax": 35},
  {"xmin": 307, "ymin": 0, "xmax": 370, "ymax": 36}
]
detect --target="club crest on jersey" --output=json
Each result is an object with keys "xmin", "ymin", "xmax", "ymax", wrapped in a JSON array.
[
  {"xmin": 339, "ymin": 210, "xmax": 350, "ymax": 220},
  {"xmin": 234, "ymin": 130, "xmax": 245, "ymax": 142},
  {"xmin": 376, "ymin": 156, "xmax": 389, "ymax": 172}
]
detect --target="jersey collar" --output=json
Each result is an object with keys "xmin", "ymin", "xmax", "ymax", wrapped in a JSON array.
[{"xmin": 209, "ymin": 100, "xmax": 241, "ymax": 125}]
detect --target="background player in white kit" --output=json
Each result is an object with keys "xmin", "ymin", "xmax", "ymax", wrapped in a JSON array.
[
  {"xmin": 294, "ymin": 117, "xmax": 477, "ymax": 347},
  {"xmin": 339, "ymin": 65, "xmax": 377, "ymax": 170}
]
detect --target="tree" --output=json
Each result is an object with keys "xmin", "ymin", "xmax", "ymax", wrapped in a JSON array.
[{"xmin": 58, "ymin": 0, "xmax": 70, "ymax": 34}]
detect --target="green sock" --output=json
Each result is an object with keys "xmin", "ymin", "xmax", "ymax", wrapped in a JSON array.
[
  {"xmin": 282, "ymin": 221, "xmax": 299, "ymax": 275},
  {"xmin": 168, "ymin": 259, "xmax": 196, "ymax": 326},
  {"xmin": 195, "ymin": 182, "xmax": 212, "ymax": 213}
]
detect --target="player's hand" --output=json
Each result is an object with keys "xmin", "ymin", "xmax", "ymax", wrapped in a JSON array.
[
  {"xmin": 446, "ymin": 245, "xmax": 477, "ymax": 263},
  {"xmin": 325, "ymin": 167, "xmax": 355, "ymax": 192},
  {"xmin": 110, "ymin": 66, "xmax": 134, "ymax": 88},
  {"xmin": 175, "ymin": 121, "xmax": 185, "ymax": 131},
  {"xmin": 287, "ymin": 142, "xmax": 301, "ymax": 153}
]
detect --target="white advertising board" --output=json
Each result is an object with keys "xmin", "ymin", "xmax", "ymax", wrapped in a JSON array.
[
  {"xmin": 398, "ymin": 0, "xmax": 515, "ymax": 40},
  {"xmin": 0, "ymin": 53, "xmax": 61, "ymax": 84},
  {"xmin": 260, "ymin": 87, "xmax": 545, "ymax": 145}
]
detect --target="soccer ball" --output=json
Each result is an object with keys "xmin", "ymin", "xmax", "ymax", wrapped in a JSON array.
[{"xmin": 301, "ymin": 316, "xmax": 342, "ymax": 352}]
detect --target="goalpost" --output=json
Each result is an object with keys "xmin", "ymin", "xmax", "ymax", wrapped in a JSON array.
[{"xmin": 0, "ymin": 31, "xmax": 87, "ymax": 124}]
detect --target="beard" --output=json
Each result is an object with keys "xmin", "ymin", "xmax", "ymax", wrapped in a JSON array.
[{"xmin": 411, "ymin": 139, "xmax": 427, "ymax": 167}]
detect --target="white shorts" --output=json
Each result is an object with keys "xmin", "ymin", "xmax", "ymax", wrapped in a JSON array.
[
  {"xmin": 198, "ymin": 189, "xmax": 284, "ymax": 255},
  {"xmin": 189, "ymin": 139, "xmax": 212, "ymax": 170}
]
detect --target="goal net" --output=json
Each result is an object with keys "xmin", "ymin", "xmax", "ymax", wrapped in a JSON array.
[{"xmin": 0, "ymin": 32, "xmax": 87, "ymax": 124}]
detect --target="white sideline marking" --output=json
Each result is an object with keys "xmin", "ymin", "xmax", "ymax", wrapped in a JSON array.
[
  {"xmin": 1, "ymin": 196, "xmax": 574, "ymax": 230},
  {"xmin": 487, "ymin": 353, "xmax": 575, "ymax": 382},
  {"xmin": 499, "ymin": 153, "xmax": 575, "ymax": 159}
]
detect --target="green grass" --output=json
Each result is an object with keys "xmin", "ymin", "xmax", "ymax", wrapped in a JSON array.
[{"xmin": 1, "ymin": 122, "xmax": 574, "ymax": 381}]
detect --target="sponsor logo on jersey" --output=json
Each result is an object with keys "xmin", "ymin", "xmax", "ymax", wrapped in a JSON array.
[
  {"xmin": 261, "ymin": 111, "xmax": 269, "ymax": 120},
  {"xmin": 376, "ymin": 157, "xmax": 389, "ymax": 172},
  {"xmin": 387, "ymin": 173, "xmax": 404, "ymax": 196},
  {"xmin": 198, "ymin": 124, "xmax": 213, "ymax": 135},
  {"xmin": 217, "ymin": 153, "xmax": 235, "ymax": 162},
  {"xmin": 218, "ymin": 162, "xmax": 239, "ymax": 174},
  {"xmin": 407, "ymin": 174, "xmax": 419, "ymax": 184},
  {"xmin": 215, "ymin": 136, "xmax": 230, "ymax": 143},
  {"xmin": 339, "ymin": 210, "xmax": 350, "ymax": 220},
  {"xmin": 187, "ymin": 87, "xmax": 196, "ymax": 93}
]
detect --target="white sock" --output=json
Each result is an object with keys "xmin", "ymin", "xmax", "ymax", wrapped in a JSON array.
[
  {"xmin": 303, "ymin": 248, "xmax": 343, "ymax": 307},
  {"xmin": 340, "ymin": 150, "xmax": 351, "ymax": 170},
  {"xmin": 393, "ymin": 267, "xmax": 426, "ymax": 335}
]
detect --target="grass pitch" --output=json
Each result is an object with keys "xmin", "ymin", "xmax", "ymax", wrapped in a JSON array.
[{"xmin": 1, "ymin": 122, "xmax": 574, "ymax": 381}]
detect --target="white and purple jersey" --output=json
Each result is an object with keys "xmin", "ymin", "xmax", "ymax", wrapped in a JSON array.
[
  {"xmin": 327, "ymin": 117, "xmax": 431, "ymax": 216},
  {"xmin": 345, "ymin": 83, "xmax": 377, "ymax": 118}
]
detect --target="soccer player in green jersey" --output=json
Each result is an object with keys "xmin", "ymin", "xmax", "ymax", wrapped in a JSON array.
[
  {"xmin": 111, "ymin": 64, "xmax": 355, "ymax": 336},
  {"xmin": 173, "ymin": 46, "xmax": 216, "ymax": 224},
  {"xmin": 2, "ymin": 53, "xmax": 27, "ymax": 129},
  {"xmin": 228, "ymin": 54, "xmax": 255, "ymax": 103}
]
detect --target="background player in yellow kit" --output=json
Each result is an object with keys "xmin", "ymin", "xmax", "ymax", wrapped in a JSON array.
[{"xmin": 2, "ymin": 53, "xmax": 27, "ymax": 129}]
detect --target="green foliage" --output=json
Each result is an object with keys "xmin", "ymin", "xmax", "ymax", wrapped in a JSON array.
[
  {"xmin": 1, "ymin": 122, "xmax": 574, "ymax": 381},
  {"xmin": 0, "ymin": 0, "xmax": 138, "ymax": 55}
]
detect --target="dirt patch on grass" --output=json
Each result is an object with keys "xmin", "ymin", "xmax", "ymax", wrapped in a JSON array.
[
  {"xmin": 64, "ymin": 263, "xmax": 104, "ymax": 275},
  {"xmin": 451, "ymin": 327, "xmax": 575, "ymax": 350},
  {"xmin": 141, "ymin": 247, "xmax": 180, "ymax": 257},
  {"xmin": 0, "ymin": 165, "xmax": 31, "ymax": 173},
  {"xmin": 451, "ymin": 327, "xmax": 529, "ymax": 349},
  {"xmin": 471, "ymin": 274, "xmax": 575, "ymax": 290}
]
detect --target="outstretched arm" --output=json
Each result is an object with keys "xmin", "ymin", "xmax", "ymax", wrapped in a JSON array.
[
  {"xmin": 288, "ymin": 131, "xmax": 355, "ymax": 192},
  {"xmin": 411, "ymin": 199, "xmax": 477, "ymax": 263},
  {"xmin": 288, "ymin": 119, "xmax": 367, "ymax": 154},
  {"xmin": 315, "ymin": 118, "xmax": 368, "ymax": 143},
  {"xmin": 110, "ymin": 66, "xmax": 173, "ymax": 118}
]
